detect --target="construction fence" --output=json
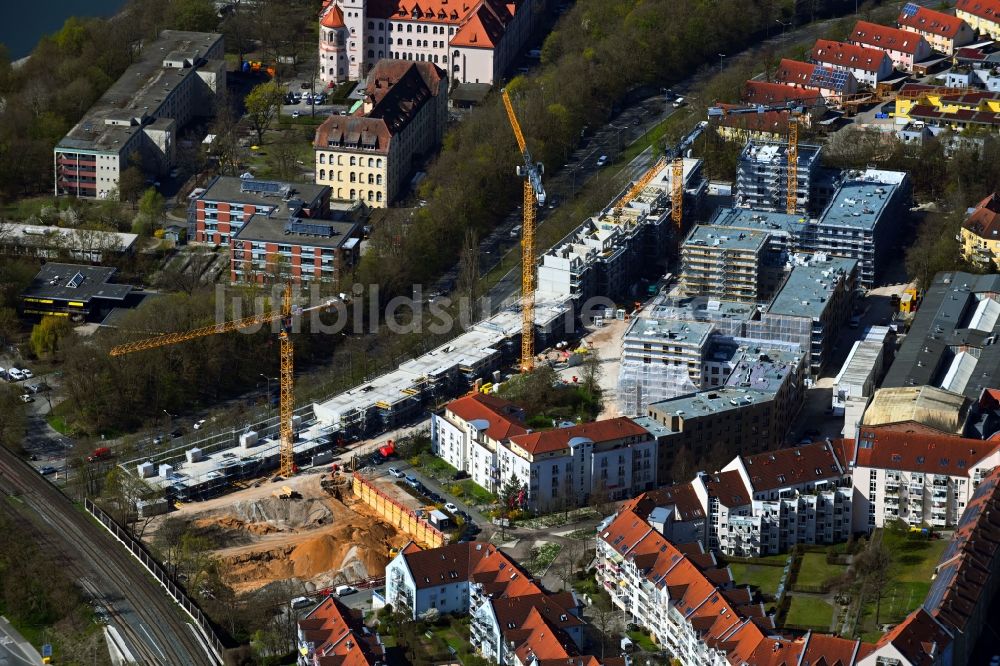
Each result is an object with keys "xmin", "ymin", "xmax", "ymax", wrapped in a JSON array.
[
  {"xmin": 84, "ymin": 498, "xmax": 225, "ymax": 665},
  {"xmin": 352, "ymin": 472, "xmax": 447, "ymax": 548}
]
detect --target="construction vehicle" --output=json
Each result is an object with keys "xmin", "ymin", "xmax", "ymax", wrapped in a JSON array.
[
  {"xmin": 109, "ymin": 285, "xmax": 334, "ymax": 479},
  {"xmin": 273, "ymin": 485, "xmax": 298, "ymax": 500},
  {"xmin": 501, "ymin": 88, "xmax": 545, "ymax": 372},
  {"xmin": 87, "ymin": 447, "xmax": 112, "ymax": 463}
]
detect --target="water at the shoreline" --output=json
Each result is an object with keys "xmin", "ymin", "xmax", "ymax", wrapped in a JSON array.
[{"xmin": 1, "ymin": 0, "xmax": 127, "ymax": 61}]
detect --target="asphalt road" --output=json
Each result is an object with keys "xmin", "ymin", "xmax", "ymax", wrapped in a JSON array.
[{"xmin": 0, "ymin": 448, "xmax": 218, "ymax": 665}]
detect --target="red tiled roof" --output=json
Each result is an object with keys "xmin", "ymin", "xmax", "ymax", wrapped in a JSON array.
[
  {"xmin": 320, "ymin": 5, "xmax": 345, "ymax": 29},
  {"xmin": 446, "ymin": 392, "xmax": 527, "ymax": 441},
  {"xmin": 854, "ymin": 428, "xmax": 1000, "ymax": 476},
  {"xmin": 871, "ymin": 608, "xmax": 953, "ymax": 665},
  {"xmin": 962, "ymin": 192, "xmax": 1000, "ymax": 237},
  {"xmin": 365, "ymin": 0, "xmax": 515, "ymax": 25},
  {"xmin": 811, "ymin": 39, "xmax": 891, "ymax": 73},
  {"xmin": 508, "ymin": 417, "xmax": 649, "ymax": 455},
  {"xmin": 851, "ymin": 20, "xmax": 925, "ymax": 55},
  {"xmin": 703, "ymin": 469, "xmax": 750, "ymax": 508},
  {"xmin": 628, "ymin": 483, "xmax": 706, "ymax": 521},
  {"xmin": 741, "ymin": 440, "xmax": 847, "ymax": 492},
  {"xmin": 956, "ymin": 0, "xmax": 1000, "ymax": 23},
  {"xmin": 451, "ymin": 1, "xmax": 511, "ymax": 48},
  {"xmin": 743, "ymin": 80, "xmax": 821, "ymax": 105},
  {"xmin": 298, "ymin": 595, "xmax": 383, "ymax": 666},
  {"xmin": 774, "ymin": 58, "xmax": 818, "ymax": 86},
  {"xmin": 899, "ymin": 5, "xmax": 968, "ymax": 38},
  {"xmin": 799, "ymin": 633, "xmax": 862, "ymax": 665}
]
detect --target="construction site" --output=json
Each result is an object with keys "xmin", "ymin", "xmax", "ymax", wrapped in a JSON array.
[{"xmin": 142, "ymin": 469, "xmax": 415, "ymax": 595}]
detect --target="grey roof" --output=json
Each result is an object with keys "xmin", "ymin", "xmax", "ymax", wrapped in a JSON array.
[
  {"xmin": 624, "ymin": 317, "xmax": 714, "ymax": 346},
  {"xmin": 56, "ymin": 31, "xmax": 222, "ymax": 153},
  {"xmin": 22, "ymin": 263, "xmax": 132, "ymax": 303},
  {"xmin": 883, "ymin": 271, "xmax": 1000, "ymax": 400},
  {"xmin": 817, "ymin": 175, "xmax": 900, "ymax": 231},
  {"xmin": 739, "ymin": 141, "xmax": 822, "ymax": 168},
  {"xmin": 649, "ymin": 387, "xmax": 775, "ymax": 428},
  {"xmin": 683, "ymin": 225, "xmax": 770, "ymax": 253},
  {"xmin": 724, "ymin": 345, "xmax": 803, "ymax": 394},
  {"xmin": 766, "ymin": 256, "xmax": 857, "ymax": 319},
  {"xmin": 199, "ymin": 176, "xmax": 329, "ymax": 210},
  {"xmin": 649, "ymin": 298, "xmax": 757, "ymax": 324},
  {"xmin": 709, "ymin": 207, "xmax": 808, "ymax": 235},
  {"xmin": 232, "ymin": 215, "xmax": 359, "ymax": 249}
]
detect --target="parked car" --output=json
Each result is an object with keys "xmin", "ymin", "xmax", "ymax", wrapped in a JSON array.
[
  {"xmin": 388, "ymin": 468, "xmax": 405, "ymax": 479},
  {"xmin": 672, "ymin": 96, "xmax": 686, "ymax": 108},
  {"xmin": 596, "ymin": 155, "xmax": 609, "ymax": 167},
  {"xmin": 404, "ymin": 475, "xmax": 419, "ymax": 487},
  {"xmin": 20, "ymin": 394, "xmax": 33, "ymax": 403},
  {"xmin": 7, "ymin": 368, "xmax": 24, "ymax": 381},
  {"xmin": 547, "ymin": 197, "xmax": 560, "ymax": 209},
  {"xmin": 39, "ymin": 466, "xmax": 57, "ymax": 475},
  {"xmin": 193, "ymin": 419, "xmax": 207, "ymax": 430},
  {"xmin": 21, "ymin": 369, "xmax": 32, "ymax": 379},
  {"xmin": 445, "ymin": 502, "xmax": 459, "ymax": 513},
  {"xmin": 336, "ymin": 585, "xmax": 356, "ymax": 597},
  {"xmin": 290, "ymin": 596, "xmax": 313, "ymax": 609}
]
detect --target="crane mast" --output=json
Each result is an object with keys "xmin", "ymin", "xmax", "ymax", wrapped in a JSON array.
[{"xmin": 502, "ymin": 89, "xmax": 545, "ymax": 372}]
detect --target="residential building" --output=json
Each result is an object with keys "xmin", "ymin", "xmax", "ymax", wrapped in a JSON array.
[
  {"xmin": 19, "ymin": 263, "xmax": 135, "ymax": 322},
  {"xmin": 431, "ymin": 392, "xmax": 527, "ymax": 494},
  {"xmin": 956, "ymin": 0, "xmax": 1000, "ymax": 40},
  {"xmin": 862, "ymin": 386, "xmax": 971, "ymax": 437},
  {"xmin": 858, "ymin": 608, "xmax": 955, "ymax": 666},
  {"xmin": 734, "ymin": 141, "xmax": 825, "ymax": 215},
  {"xmin": 297, "ymin": 595, "xmax": 384, "ymax": 666},
  {"xmin": 944, "ymin": 63, "xmax": 1000, "ymax": 92},
  {"xmin": 809, "ymin": 168, "xmax": 911, "ymax": 288},
  {"xmin": 742, "ymin": 80, "xmax": 823, "ymax": 106},
  {"xmin": 536, "ymin": 158, "xmax": 705, "ymax": 305},
  {"xmin": 712, "ymin": 167, "xmax": 911, "ymax": 290},
  {"xmin": 679, "ymin": 226, "xmax": 782, "ymax": 302},
  {"xmin": 0, "ymin": 223, "xmax": 137, "ymax": 262},
  {"xmin": 384, "ymin": 541, "xmax": 616, "ymax": 665},
  {"xmin": 898, "ymin": 3, "xmax": 975, "ymax": 55},
  {"xmin": 704, "ymin": 440, "xmax": 855, "ymax": 556},
  {"xmin": 619, "ymin": 317, "xmax": 714, "ymax": 394},
  {"xmin": 712, "ymin": 103, "xmax": 793, "ymax": 143},
  {"xmin": 500, "ymin": 418, "xmax": 657, "ymax": 511},
  {"xmin": 317, "ymin": 0, "xmax": 539, "ymax": 86},
  {"xmin": 773, "ymin": 58, "xmax": 859, "ymax": 101},
  {"xmin": 960, "ymin": 192, "xmax": 1000, "ymax": 268},
  {"xmin": 595, "ymin": 503, "xmax": 875, "ymax": 665},
  {"xmin": 810, "ymin": 39, "xmax": 895, "ymax": 87},
  {"xmin": 852, "ymin": 427, "xmax": 1000, "ymax": 530},
  {"xmin": 893, "ymin": 85, "xmax": 1000, "ymax": 131},
  {"xmin": 849, "ymin": 20, "xmax": 932, "ymax": 71},
  {"xmin": 883, "ymin": 272, "xmax": 1000, "ymax": 401},
  {"xmin": 833, "ymin": 325, "xmax": 892, "ymax": 435},
  {"xmin": 745, "ymin": 255, "xmax": 858, "ymax": 376},
  {"xmin": 192, "ymin": 176, "xmax": 331, "ymax": 246},
  {"xmin": 54, "ymin": 31, "xmax": 225, "ymax": 199},
  {"xmin": 314, "ymin": 60, "xmax": 448, "ymax": 207},
  {"xmin": 918, "ymin": 465, "xmax": 1000, "ymax": 666}
]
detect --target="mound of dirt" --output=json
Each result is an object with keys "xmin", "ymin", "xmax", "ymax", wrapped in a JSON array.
[{"xmin": 193, "ymin": 497, "xmax": 334, "ymax": 538}]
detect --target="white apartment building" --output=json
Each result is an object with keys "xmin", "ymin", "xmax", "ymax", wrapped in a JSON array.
[
  {"xmin": 853, "ymin": 428, "xmax": 1000, "ymax": 531},
  {"xmin": 317, "ymin": 0, "xmax": 538, "ymax": 86},
  {"xmin": 833, "ymin": 325, "xmax": 892, "ymax": 436},
  {"xmin": 500, "ymin": 418, "xmax": 657, "ymax": 512},
  {"xmin": 431, "ymin": 392, "xmax": 527, "ymax": 494}
]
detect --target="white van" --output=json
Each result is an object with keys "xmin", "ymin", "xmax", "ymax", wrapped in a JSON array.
[
  {"xmin": 336, "ymin": 585, "xmax": 357, "ymax": 597},
  {"xmin": 672, "ymin": 97, "xmax": 687, "ymax": 108}
]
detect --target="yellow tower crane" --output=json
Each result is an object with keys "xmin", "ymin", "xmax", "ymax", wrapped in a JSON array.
[
  {"xmin": 501, "ymin": 88, "xmax": 546, "ymax": 372},
  {"xmin": 612, "ymin": 148, "xmax": 686, "ymax": 230},
  {"xmin": 612, "ymin": 156, "xmax": 666, "ymax": 223},
  {"xmin": 109, "ymin": 285, "xmax": 333, "ymax": 478}
]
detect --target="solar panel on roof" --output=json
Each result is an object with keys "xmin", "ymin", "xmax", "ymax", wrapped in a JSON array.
[
  {"xmin": 286, "ymin": 220, "xmax": 335, "ymax": 237},
  {"xmin": 901, "ymin": 2, "xmax": 919, "ymax": 17},
  {"xmin": 240, "ymin": 179, "xmax": 283, "ymax": 194}
]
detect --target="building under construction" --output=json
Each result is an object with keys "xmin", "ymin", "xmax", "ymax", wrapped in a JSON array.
[
  {"xmin": 735, "ymin": 141, "xmax": 830, "ymax": 215},
  {"xmin": 680, "ymin": 225, "xmax": 785, "ymax": 303}
]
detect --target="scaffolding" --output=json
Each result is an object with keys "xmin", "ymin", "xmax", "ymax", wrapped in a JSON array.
[{"xmin": 617, "ymin": 361, "xmax": 700, "ymax": 417}]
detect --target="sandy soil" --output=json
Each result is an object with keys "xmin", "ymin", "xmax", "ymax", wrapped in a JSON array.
[{"xmin": 145, "ymin": 472, "xmax": 411, "ymax": 594}]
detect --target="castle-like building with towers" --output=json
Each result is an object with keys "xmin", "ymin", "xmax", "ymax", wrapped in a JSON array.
[{"xmin": 318, "ymin": 0, "xmax": 539, "ymax": 86}]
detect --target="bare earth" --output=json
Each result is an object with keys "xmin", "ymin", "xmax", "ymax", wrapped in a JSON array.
[{"xmin": 144, "ymin": 472, "xmax": 410, "ymax": 594}]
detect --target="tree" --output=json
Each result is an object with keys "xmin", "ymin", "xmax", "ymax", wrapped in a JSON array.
[
  {"xmin": 170, "ymin": 0, "xmax": 219, "ymax": 31},
  {"xmin": 244, "ymin": 81, "xmax": 284, "ymax": 144},
  {"xmin": 29, "ymin": 315, "xmax": 73, "ymax": 358},
  {"xmin": 133, "ymin": 187, "xmax": 166, "ymax": 237},
  {"xmin": 855, "ymin": 538, "xmax": 893, "ymax": 626},
  {"xmin": 118, "ymin": 166, "xmax": 145, "ymax": 208},
  {"xmin": 0, "ymin": 385, "xmax": 27, "ymax": 452}
]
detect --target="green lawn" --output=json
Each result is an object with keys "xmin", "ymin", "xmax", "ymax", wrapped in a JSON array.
[
  {"xmin": 451, "ymin": 479, "xmax": 496, "ymax": 505},
  {"xmin": 526, "ymin": 543, "xmax": 562, "ymax": 575},
  {"xmin": 728, "ymin": 562, "xmax": 785, "ymax": 597},
  {"xmin": 784, "ymin": 595, "xmax": 834, "ymax": 631},
  {"xmin": 883, "ymin": 529, "xmax": 948, "ymax": 583},
  {"xmin": 796, "ymin": 553, "xmax": 847, "ymax": 590},
  {"xmin": 627, "ymin": 630, "xmax": 658, "ymax": 652}
]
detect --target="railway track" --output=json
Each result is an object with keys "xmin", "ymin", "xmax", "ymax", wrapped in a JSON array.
[{"xmin": 0, "ymin": 448, "xmax": 217, "ymax": 665}]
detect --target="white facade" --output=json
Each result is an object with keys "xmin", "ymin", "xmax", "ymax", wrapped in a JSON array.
[
  {"xmin": 384, "ymin": 551, "xmax": 470, "ymax": 619},
  {"xmin": 853, "ymin": 447, "xmax": 1000, "ymax": 531},
  {"xmin": 317, "ymin": 0, "xmax": 539, "ymax": 86}
]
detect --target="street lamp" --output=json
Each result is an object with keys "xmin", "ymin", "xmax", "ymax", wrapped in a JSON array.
[
  {"xmin": 718, "ymin": 53, "xmax": 727, "ymax": 70},
  {"xmin": 776, "ymin": 19, "xmax": 791, "ymax": 36}
]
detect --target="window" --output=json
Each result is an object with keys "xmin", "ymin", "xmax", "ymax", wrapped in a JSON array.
[
  {"xmin": 407, "ymin": 39, "xmax": 412, "ymax": 46},
  {"xmin": 376, "ymin": 192, "xmax": 383, "ymax": 202},
  {"xmin": 376, "ymin": 174, "xmax": 383, "ymax": 184},
  {"xmin": 350, "ymin": 188, "xmax": 356, "ymax": 199},
  {"xmin": 368, "ymin": 49, "xmax": 374, "ymax": 58},
  {"xmin": 319, "ymin": 154, "xmax": 326, "ymax": 164},
  {"xmin": 350, "ymin": 172, "xmax": 357, "ymax": 182},
  {"xmin": 368, "ymin": 21, "xmax": 374, "ymax": 29},
  {"xmin": 407, "ymin": 24, "xmax": 412, "ymax": 32},
  {"xmin": 368, "ymin": 157, "xmax": 374, "ymax": 167},
  {"xmin": 368, "ymin": 191, "xmax": 374, "ymax": 201},
  {"xmin": 319, "ymin": 169, "xmax": 326, "ymax": 180},
  {"xmin": 350, "ymin": 156, "xmax": 356, "ymax": 166},
  {"xmin": 376, "ymin": 158, "xmax": 383, "ymax": 167}
]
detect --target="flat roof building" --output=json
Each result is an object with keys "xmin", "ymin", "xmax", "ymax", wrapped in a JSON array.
[
  {"xmin": 0, "ymin": 223, "xmax": 137, "ymax": 263},
  {"xmin": 680, "ymin": 225, "xmax": 782, "ymax": 303},
  {"xmin": 19, "ymin": 263, "xmax": 134, "ymax": 321},
  {"xmin": 735, "ymin": 141, "xmax": 825, "ymax": 215},
  {"xmin": 54, "ymin": 31, "xmax": 225, "ymax": 199},
  {"xmin": 883, "ymin": 271, "xmax": 1000, "ymax": 400}
]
